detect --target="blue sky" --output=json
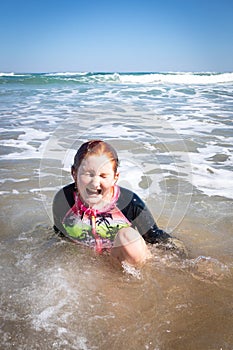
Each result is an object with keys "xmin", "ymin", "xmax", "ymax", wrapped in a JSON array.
[{"xmin": 0, "ymin": 0, "xmax": 232, "ymax": 73}]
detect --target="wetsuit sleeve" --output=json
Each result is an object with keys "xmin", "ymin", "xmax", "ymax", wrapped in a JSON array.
[
  {"xmin": 118, "ymin": 187, "xmax": 171, "ymax": 244},
  {"xmin": 52, "ymin": 183, "xmax": 75, "ymax": 236}
]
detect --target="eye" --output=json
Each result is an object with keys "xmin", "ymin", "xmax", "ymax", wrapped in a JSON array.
[
  {"xmin": 81, "ymin": 171, "xmax": 93, "ymax": 177},
  {"xmin": 101, "ymin": 174, "xmax": 109, "ymax": 178}
]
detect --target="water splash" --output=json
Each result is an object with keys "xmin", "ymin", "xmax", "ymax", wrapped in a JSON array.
[
  {"xmin": 121, "ymin": 261, "xmax": 142, "ymax": 279},
  {"xmin": 183, "ymin": 255, "xmax": 231, "ymax": 282}
]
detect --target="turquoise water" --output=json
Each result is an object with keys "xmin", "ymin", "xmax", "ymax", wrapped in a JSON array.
[{"xmin": 0, "ymin": 72, "xmax": 233, "ymax": 349}]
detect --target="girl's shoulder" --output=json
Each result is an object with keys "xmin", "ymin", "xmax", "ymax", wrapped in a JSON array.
[
  {"xmin": 53, "ymin": 182, "xmax": 75, "ymax": 207},
  {"xmin": 118, "ymin": 186, "xmax": 145, "ymax": 210}
]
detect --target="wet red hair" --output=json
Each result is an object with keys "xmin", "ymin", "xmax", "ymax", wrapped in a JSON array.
[{"xmin": 72, "ymin": 140, "xmax": 119, "ymax": 173}]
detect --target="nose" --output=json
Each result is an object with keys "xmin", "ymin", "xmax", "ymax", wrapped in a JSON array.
[{"xmin": 91, "ymin": 175, "xmax": 100, "ymax": 188}]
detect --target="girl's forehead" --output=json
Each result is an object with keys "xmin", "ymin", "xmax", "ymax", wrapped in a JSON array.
[{"xmin": 80, "ymin": 154, "xmax": 114, "ymax": 170}]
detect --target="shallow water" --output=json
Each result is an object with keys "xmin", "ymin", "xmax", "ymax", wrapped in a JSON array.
[
  {"xmin": 0, "ymin": 72, "xmax": 233, "ymax": 349},
  {"xmin": 1, "ymin": 220, "xmax": 232, "ymax": 350}
]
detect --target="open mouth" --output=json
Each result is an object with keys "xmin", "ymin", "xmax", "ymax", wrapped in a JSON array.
[{"xmin": 86, "ymin": 188, "xmax": 102, "ymax": 196}]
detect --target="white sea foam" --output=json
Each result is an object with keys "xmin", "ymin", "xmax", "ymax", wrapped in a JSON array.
[
  {"xmin": 44, "ymin": 72, "xmax": 89, "ymax": 77},
  {"xmin": 0, "ymin": 72, "xmax": 28, "ymax": 77},
  {"xmin": 1, "ymin": 71, "xmax": 233, "ymax": 85},
  {"xmin": 1, "ymin": 72, "xmax": 232, "ymax": 200},
  {"xmin": 0, "ymin": 72, "xmax": 15, "ymax": 76},
  {"xmin": 189, "ymin": 151, "xmax": 233, "ymax": 199},
  {"xmin": 168, "ymin": 116, "xmax": 231, "ymax": 137},
  {"xmin": 0, "ymin": 128, "xmax": 51, "ymax": 160},
  {"xmin": 0, "ymin": 191, "xmax": 11, "ymax": 195},
  {"xmin": 29, "ymin": 186, "xmax": 61, "ymax": 193},
  {"xmin": 118, "ymin": 72, "xmax": 233, "ymax": 85},
  {"xmin": 0, "ymin": 178, "xmax": 30, "ymax": 183}
]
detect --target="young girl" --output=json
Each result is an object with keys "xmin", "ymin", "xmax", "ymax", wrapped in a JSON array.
[{"xmin": 53, "ymin": 140, "xmax": 171, "ymax": 266}]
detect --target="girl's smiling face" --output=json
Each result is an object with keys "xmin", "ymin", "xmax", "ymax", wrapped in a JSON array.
[{"xmin": 74, "ymin": 154, "xmax": 119, "ymax": 208}]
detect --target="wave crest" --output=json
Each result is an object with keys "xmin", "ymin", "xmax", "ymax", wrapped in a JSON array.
[{"xmin": 1, "ymin": 71, "xmax": 233, "ymax": 85}]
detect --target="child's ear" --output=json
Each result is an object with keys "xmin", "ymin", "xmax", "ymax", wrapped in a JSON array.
[
  {"xmin": 114, "ymin": 172, "xmax": 119, "ymax": 182},
  {"xmin": 71, "ymin": 166, "xmax": 77, "ymax": 180}
]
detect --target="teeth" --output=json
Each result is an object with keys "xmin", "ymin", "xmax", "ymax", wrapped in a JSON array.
[{"xmin": 87, "ymin": 188, "xmax": 101, "ymax": 195}]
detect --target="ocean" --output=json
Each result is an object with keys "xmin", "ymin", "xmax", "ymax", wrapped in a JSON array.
[{"xmin": 0, "ymin": 71, "xmax": 233, "ymax": 349}]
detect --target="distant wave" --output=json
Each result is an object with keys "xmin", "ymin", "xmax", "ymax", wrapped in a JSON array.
[
  {"xmin": 0, "ymin": 72, "xmax": 29, "ymax": 77},
  {"xmin": 44, "ymin": 72, "xmax": 89, "ymax": 77},
  {"xmin": 1, "ymin": 71, "xmax": 233, "ymax": 85},
  {"xmin": 118, "ymin": 72, "xmax": 233, "ymax": 85}
]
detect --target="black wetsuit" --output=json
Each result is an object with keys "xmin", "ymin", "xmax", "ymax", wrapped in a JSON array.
[{"xmin": 53, "ymin": 183, "xmax": 170, "ymax": 245}]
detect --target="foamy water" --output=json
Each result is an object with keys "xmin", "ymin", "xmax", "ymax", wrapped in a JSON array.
[{"xmin": 0, "ymin": 72, "xmax": 233, "ymax": 349}]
